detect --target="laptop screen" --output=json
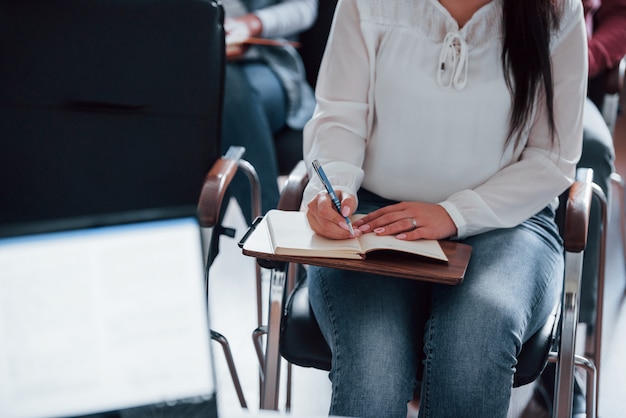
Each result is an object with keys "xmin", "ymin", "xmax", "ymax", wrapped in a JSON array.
[{"xmin": 0, "ymin": 216, "xmax": 218, "ymax": 418}]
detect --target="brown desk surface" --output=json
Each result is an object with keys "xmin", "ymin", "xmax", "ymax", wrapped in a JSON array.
[{"xmin": 241, "ymin": 217, "xmax": 472, "ymax": 286}]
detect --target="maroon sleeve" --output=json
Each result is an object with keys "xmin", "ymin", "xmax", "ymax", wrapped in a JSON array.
[{"xmin": 587, "ymin": 0, "xmax": 626, "ymax": 77}]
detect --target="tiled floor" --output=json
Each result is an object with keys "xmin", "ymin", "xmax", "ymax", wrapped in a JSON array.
[{"xmin": 208, "ymin": 105, "xmax": 626, "ymax": 417}]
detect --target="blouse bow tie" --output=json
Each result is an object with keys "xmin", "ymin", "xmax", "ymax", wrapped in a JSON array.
[{"xmin": 437, "ymin": 31, "xmax": 469, "ymax": 90}]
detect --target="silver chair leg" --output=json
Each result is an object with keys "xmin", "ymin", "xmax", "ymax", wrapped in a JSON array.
[
  {"xmin": 584, "ymin": 184, "xmax": 607, "ymax": 418},
  {"xmin": 554, "ymin": 244, "xmax": 585, "ymax": 418},
  {"xmin": 252, "ymin": 326, "xmax": 267, "ymax": 409},
  {"xmin": 547, "ymin": 352, "xmax": 597, "ymax": 418},
  {"xmin": 238, "ymin": 159, "xmax": 264, "ymax": 328},
  {"xmin": 201, "ymin": 227, "xmax": 248, "ymax": 409},
  {"xmin": 285, "ymin": 362, "xmax": 293, "ymax": 412},
  {"xmin": 242, "ymin": 156, "xmax": 303, "ymax": 409},
  {"xmin": 256, "ymin": 259, "xmax": 300, "ymax": 410},
  {"xmin": 254, "ymin": 324, "xmax": 293, "ymax": 411},
  {"xmin": 211, "ymin": 330, "xmax": 248, "ymax": 408},
  {"xmin": 260, "ymin": 268, "xmax": 287, "ymax": 410},
  {"xmin": 576, "ymin": 354, "xmax": 598, "ymax": 418},
  {"xmin": 283, "ymin": 262, "xmax": 299, "ymax": 412},
  {"xmin": 252, "ymin": 326, "xmax": 267, "ymax": 378},
  {"xmin": 610, "ymin": 172, "xmax": 626, "ymax": 268}
]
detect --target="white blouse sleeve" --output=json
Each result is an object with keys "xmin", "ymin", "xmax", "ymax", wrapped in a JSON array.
[
  {"xmin": 302, "ymin": 0, "xmax": 368, "ymax": 206},
  {"xmin": 441, "ymin": 2, "xmax": 588, "ymax": 238},
  {"xmin": 255, "ymin": 0, "xmax": 318, "ymax": 38}
]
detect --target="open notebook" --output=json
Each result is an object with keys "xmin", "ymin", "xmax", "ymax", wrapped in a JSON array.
[{"xmin": 0, "ymin": 211, "xmax": 218, "ymax": 418}]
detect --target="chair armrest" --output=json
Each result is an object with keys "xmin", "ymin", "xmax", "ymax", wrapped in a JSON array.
[
  {"xmin": 197, "ymin": 146, "xmax": 245, "ymax": 228},
  {"xmin": 605, "ymin": 56, "xmax": 625, "ymax": 96},
  {"xmin": 553, "ymin": 170, "xmax": 595, "ymax": 417},
  {"xmin": 277, "ymin": 160, "xmax": 310, "ymax": 212},
  {"xmin": 562, "ymin": 168, "xmax": 594, "ymax": 253}
]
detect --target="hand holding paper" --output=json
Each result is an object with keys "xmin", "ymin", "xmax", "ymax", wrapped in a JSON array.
[
  {"xmin": 224, "ymin": 18, "xmax": 251, "ymax": 58},
  {"xmin": 225, "ymin": 17, "xmax": 300, "ymax": 59}
]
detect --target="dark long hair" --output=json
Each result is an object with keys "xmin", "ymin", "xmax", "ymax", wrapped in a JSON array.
[{"xmin": 502, "ymin": 0, "xmax": 560, "ymax": 146}]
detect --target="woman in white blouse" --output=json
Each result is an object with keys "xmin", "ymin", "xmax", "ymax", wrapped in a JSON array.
[{"xmin": 302, "ymin": 0, "xmax": 588, "ymax": 417}]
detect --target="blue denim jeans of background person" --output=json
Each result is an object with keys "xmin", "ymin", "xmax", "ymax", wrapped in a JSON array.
[
  {"xmin": 577, "ymin": 97, "xmax": 615, "ymax": 328},
  {"xmin": 221, "ymin": 61, "xmax": 286, "ymax": 225},
  {"xmin": 307, "ymin": 189, "xmax": 564, "ymax": 418}
]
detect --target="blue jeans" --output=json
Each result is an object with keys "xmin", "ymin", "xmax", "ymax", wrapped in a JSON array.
[
  {"xmin": 577, "ymin": 97, "xmax": 615, "ymax": 327},
  {"xmin": 221, "ymin": 61, "xmax": 286, "ymax": 224},
  {"xmin": 308, "ymin": 190, "xmax": 564, "ymax": 418}
]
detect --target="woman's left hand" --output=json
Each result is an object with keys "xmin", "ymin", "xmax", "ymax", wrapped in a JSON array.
[{"xmin": 352, "ymin": 201, "xmax": 457, "ymax": 240}]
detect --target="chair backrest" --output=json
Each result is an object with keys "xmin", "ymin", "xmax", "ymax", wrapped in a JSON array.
[
  {"xmin": 0, "ymin": 0, "xmax": 225, "ymax": 228},
  {"xmin": 298, "ymin": 0, "xmax": 339, "ymax": 89},
  {"xmin": 273, "ymin": 0, "xmax": 339, "ymax": 176}
]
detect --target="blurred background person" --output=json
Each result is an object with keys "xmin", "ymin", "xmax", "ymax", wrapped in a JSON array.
[{"xmin": 210, "ymin": 0, "xmax": 318, "ymax": 260}]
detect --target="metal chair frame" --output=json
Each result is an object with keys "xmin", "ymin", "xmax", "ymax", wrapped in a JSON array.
[{"xmin": 249, "ymin": 163, "xmax": 600, "ymax": 418}]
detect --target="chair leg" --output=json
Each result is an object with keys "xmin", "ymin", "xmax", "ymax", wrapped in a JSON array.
[
  {"xmin": 285, "ymin": 362, "xmax": 293, "ymax": 412},
  {"xmin": 202, "ymin": 226, "xmax": 248, "ymax": 409},
  {"xmin": 256, "ymin": 264, "xmax": 263, "ymax": 327},
  {"xmin": 574, "ymin": 355, "xmax": 597, "ymax": 418},
  {"xmin": 252, "ymin": 326, "xmax": 267, "ymax": 409},
  {"xmin": 547, "ymin": 353, "xmax": 597, "ymax": 418},
  {"xmin": 584, "ymin": 185, "xmax": 608, "ymax": 418},
  {"xmin": 252, "ymin": 326, "xmax": 267, "ymax": 377},
  {"xmin": 238, "ymin": 159, "xmax": 264, "ymax": 328},
  {"xmin": 253, "ymin": 286, "xmax": 296, "ymax": 412},
  {"xmin": 610, "ymin": 172, "xmax": 626, "ymax": 269},
  {"xmin": 553, "ymin": 237, "xmax": 587, "ymax": 418},
  {"xmin": 283, "ymin": 262, "xmax": 298, "ymax": 412},
  {"xmin": 211, "ymin": 330, "xmax": 248, "ymax": 409},
  {"xmin": 255, "ymin": 261, "xmax": 299, "ymax": 411},
  {"xmin": 260, "ymin": 268, "xmax": 287, "ymax": 410}
]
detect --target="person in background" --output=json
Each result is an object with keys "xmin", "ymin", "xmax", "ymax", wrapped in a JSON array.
[
  {"xmin": 577, "ymin": 0, "xmax": 626, "ymax": 332},
  {"xmin": 220, "ymin": 0, "xmax": 317, "ymax": 224},
  {"xmin": 301, "ymin": 0, "xmax": 587, "ymax": 417},
  {"xmin": 208, "ymin": 0, "xmax": 317, "ymax": 263},
  {"xmin": 584, "ymin": 0, "xmax": 626, "ymax": 82}
]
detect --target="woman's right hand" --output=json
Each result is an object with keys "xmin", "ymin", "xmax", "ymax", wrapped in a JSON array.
[
  {"xmin": 306, "ymin": 190, "xmax": 359, "ymax": 239},
  {"xmin": 224, "ymin": 15, "xmax": 262, "ymax": 60},
  {"xmin": 224, "ymin": 18, "xmax": 250, "ymax": 59}
]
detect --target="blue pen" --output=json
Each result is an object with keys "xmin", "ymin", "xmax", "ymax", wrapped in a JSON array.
[{"xmin": 312, "ymin": 159, "xmax": 355, "ymax": 236}]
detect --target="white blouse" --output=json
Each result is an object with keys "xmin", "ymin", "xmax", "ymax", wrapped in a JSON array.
[{"xmin": 302, "ymin": 0, "xmax": 588, "ymax": 238}]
